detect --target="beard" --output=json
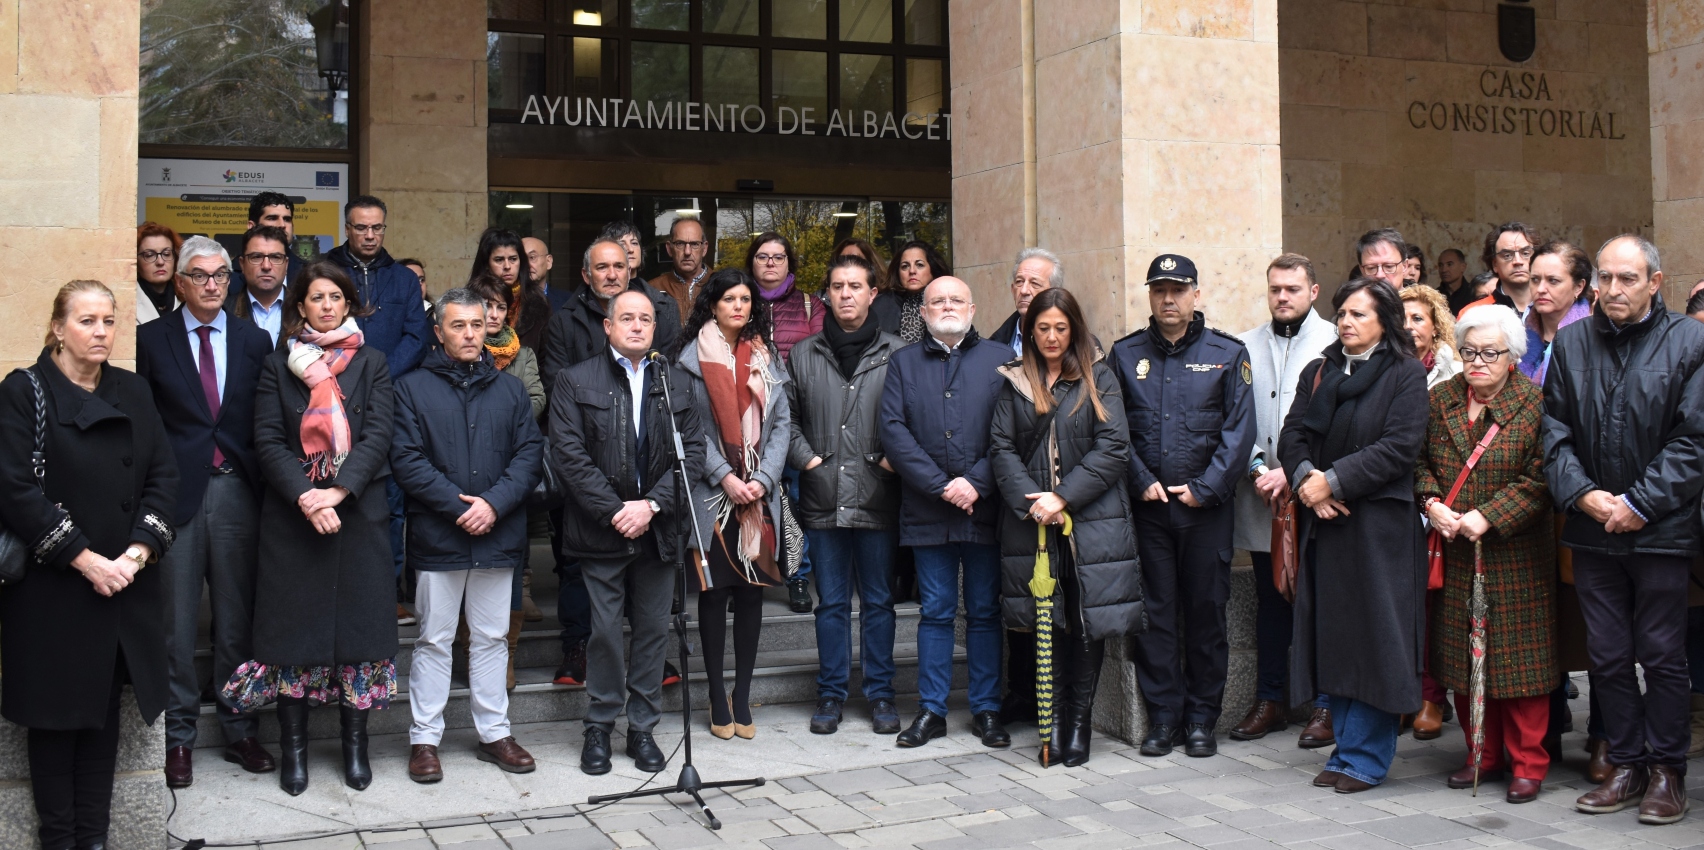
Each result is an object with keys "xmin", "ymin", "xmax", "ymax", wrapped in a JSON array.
[{"xmin": 927, "ymin": 315, "xmax": 969, "ymax": 338}]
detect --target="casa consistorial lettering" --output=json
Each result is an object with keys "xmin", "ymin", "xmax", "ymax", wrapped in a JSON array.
[
  {"xmin": 520, "ymin": 95, "xmax": 951, "ymax": 141},
  {"xmin": 1406, "ymin": 68, "xmax": 1627, "ymax": 140}
]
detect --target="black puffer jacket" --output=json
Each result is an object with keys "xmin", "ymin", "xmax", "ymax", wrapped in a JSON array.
[
  {"xmin": 785, "ymin": 328, "xmax": 904, "ymax": 529},
  {"xmin": 549, "ymin": 348, "xmax": 703, "ymax": 559},
  {"xmin": 391, "ymin": 350, "xmax": 544, "ymax": 572},
  {"xmin": 989, "ymin": 358, "xmax": 1145, "ymax": 640},
  {"xmin": 1543, "ymin": 295, "xmax": 1704, "ymax": 556}
]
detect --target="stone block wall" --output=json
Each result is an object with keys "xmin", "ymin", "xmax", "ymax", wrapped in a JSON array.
[
  {"xmin": 1280, "ymin": 0, "xmax": 1652, "ymax": 296},
  {"xmin": 1651, "ymin": 0, "xmax": 1704, "ymax": 303}
]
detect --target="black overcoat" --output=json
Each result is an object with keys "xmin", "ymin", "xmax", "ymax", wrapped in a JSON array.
[
  {"xmin": 0, "ymin": 351, "xmax": 179, "ymax": 729},
  {"xmin": 1277, "ymin": 346, "xmax": 1429, "ymax": 715},
  {"xmin": 989, "ymin": 359, "xmax": 1145, "ymax": 641},
  {"xmin": 250, "ymin": 346, "xmax": 398, "ymax": 666}
]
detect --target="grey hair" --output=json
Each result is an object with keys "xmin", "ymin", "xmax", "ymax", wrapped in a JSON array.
[
  {"xmin": 176, "ymin": 235, "xmax": 232, "ymax": 275},
  {"xmin": 1454, "ymin": 304, "xmax": 1527, "ymax": 363},
  {"xmin": 434, "ymin": 287, "xmax": 487, "ymax": 325},
  {"xmin": 1597, "ymin": 234, "xmax": 1661, "ymax": 277},
  {"xmin": 1012, "ymin": 247, "xmax": 1064, "ymax": 288},
  {"xmin": 583, "ymin": 237, "xmax": 627, "ymax": 272}
]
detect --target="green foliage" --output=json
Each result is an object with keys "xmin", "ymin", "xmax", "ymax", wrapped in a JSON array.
[
  {"xmin": 141, "ymin": 0, "xmax": 347, "ymax": 148},
  {"xmin": 712, "ymin": 200, "xmax": 951, "ymax": 292}
]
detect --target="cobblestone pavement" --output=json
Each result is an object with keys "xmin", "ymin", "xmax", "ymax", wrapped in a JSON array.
[{"xmin": 239, "ymin": 685, "xmax": 1704, "ymax": 850}]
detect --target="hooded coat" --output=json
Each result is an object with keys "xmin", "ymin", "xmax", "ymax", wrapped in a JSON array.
[{"xmin": 989, "ymin": 357, "xmax": 1145, "ymax": 641}]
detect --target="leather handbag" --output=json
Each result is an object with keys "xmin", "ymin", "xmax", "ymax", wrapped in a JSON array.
[
  {"xmin": 1270, "ymin": 366, "xmax": 1324, "ymax": 603},
  {"xmin": 0, "ymin": 368, "xmax": 49, "ymax": 585},
  {"xmin": 1426, "ymin": 423, "xmax": 1501, "ymax": 591}
]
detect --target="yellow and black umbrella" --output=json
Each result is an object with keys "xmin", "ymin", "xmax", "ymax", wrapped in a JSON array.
[{"xmin": 1032, "ymin": 514, "xmax": 1072, "ymax": 766}]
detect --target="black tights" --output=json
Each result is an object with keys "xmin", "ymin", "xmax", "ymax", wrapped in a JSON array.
[
  {"xmin": 699, "ymin": 585, "xmax": 763, "ymax": 726},
  {"xmin": 29, "ymin": 654, "xmax": 127, "ymax": 850}
]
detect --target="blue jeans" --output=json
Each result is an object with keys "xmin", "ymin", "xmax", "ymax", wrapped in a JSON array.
[
  {"xmin": 386, "ymin": 478, "xmax": 406, "ymax": 579},
  {"xmin": 914, "ymin": 542, "xmax": 1002, "ymax": 717},
  {"xmin": 809, "ymin": 528, "xmax": 897, "ymax": 702},
  {"xmin": 1324, "ymin": 695, "xmax": 1400, "ymax": 785},
  {"xmin": 785, "ymin": 469, "xmax": 811, "ymax": 578}
]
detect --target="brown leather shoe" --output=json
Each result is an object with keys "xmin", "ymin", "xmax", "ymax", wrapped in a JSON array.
[
  {"xmin": 1577, "ymin": 764, "xmax": 1648, "ymax": 813},
  {"xmin": 408, "ymin": 744, "xmax": 443, "ymax": 783},
  {"xmin": 477, "ymin": 736, "xmax": 536, "ymax": 773},
  {"xmin": 1586, "ymin": 737, "xmax": 1612, "ymax": 784},
  {"xmin": 1447, "ymin": 764, "xmax": 1504, "ymax": 789},
  {"xmin": 165, "ymin": 746, "xmax": 193, "ymax": 788},
  {"xmin": 223, "ymin": 737, "xmax": 276, "ymax": 774},
  {"xmin": 1506, "ymin": 777, "xmax": 1542, "ymax": 804},
  {"xmin": 1298, "ymin": 707, "xmax": 1335, "ymax": 749},
  {"xmin": 1230, "ymin": 700, "xmax": 1288, "ymax": 741},
  {"xmin": 1335, "ymin": 774, "xmax": 1374, "ymax": 794},
  {"xmin": 1639, "ymin": 764, "xmax": 1688, "ymax": 825},
  {"xmin": 1313, "ymin": 769, "xmax": 1344, "ymax": 788},
  {"xmin": 1412, "ymin": 700, "xmax": 1445, "ymax": 740}
]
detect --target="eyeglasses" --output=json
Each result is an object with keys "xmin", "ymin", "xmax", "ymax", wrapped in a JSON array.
[
  {"xmin": 181, "ymin": 270, "xmax": 231, "ymax": 286},
  {"xmin": 349, "ymin": 223, "xmax": 387, "ymax": 235},
  {"xmin": 1495, "ymin": 247, "xmax": 1534, "ymax": 263},
  {"xmin": 1363, "ymin": 262, "xmax": 1404, "ymax": 276},
  {"xmin": 1458, "ymin": 347, "xmax": 1509, "ymax": 363},
  {"xmin": 669, "ymin": 240, "xmax": 706, "ymax": 250},
  {"xmin": 243, "ymin": 252, "xmax": 288, "ymax": 265},
  {"xmin": 753, "ymin": 253, "xmax": 787, "ymax": 265},
  {"xmin": 138, "ymin": 250, "xmax": 174, "ymax": 262},
  {"xmin": 926, "ymin": 296, "xmax": 969, "ymax": 308}
]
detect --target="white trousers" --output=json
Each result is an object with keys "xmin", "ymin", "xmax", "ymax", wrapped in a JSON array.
[{"xmin": 410, "ymin": 568, "xmax": 513, "ymax": 746}]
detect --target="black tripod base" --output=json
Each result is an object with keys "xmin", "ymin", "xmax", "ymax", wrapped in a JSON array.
[{"xmin": 587, "ymin": 766, "xmax": 765, "ymax": 829}]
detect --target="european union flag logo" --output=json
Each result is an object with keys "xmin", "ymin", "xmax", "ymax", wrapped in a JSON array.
[{"xmin": 315, "ymin": 171, "xmax": 340, "ymax": 188}]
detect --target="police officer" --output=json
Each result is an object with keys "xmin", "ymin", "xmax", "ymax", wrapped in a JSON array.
[{"xmin": 1111, "ymin": 254, "xmax": 1255, "ymax": 759}]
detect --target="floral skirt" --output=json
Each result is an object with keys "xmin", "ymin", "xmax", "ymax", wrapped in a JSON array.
[{"xmin": 222, "ymin": 658, "xmax": 397, "ymax": 712}]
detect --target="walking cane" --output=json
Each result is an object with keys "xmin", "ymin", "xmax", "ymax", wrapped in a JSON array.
[{"xmin": 1031, "ymin": 514, "xmax": 1072, "ymax": 766}]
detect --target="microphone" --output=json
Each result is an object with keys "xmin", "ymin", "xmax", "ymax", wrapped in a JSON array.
[{"xmin": 646, "ymin": 350, "xmax": 668, "ymax": 364}]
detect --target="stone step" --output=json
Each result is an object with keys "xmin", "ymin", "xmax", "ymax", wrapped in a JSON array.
[{"xmin": 192, "ymin": 641, "xmax": 968, "ymax": 745}]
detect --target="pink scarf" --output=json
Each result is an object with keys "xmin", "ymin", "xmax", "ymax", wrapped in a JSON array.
[
  {"xmin": 287, "ymin": 319, "xmax": 364, "ymax": 481},
  {"xmin": 696, "ymin": 321, "xmax": 780, "ymax": 587}
]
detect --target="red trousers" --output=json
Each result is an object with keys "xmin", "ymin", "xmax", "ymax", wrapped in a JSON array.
[{"xmin": 1453, "ymin": 692, "xmax": 1550, "ymax": 780}]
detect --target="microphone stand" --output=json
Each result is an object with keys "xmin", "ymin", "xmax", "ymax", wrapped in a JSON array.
[{"xmin": 587, "ymin": 351, "xmax": 765, "ymax": 828}]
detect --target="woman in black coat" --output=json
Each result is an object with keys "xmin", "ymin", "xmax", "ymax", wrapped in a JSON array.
[
  {"xmin": 990, "ymin": 288, "xmax": 1144, "ymax": 769},
  {"xmin": 0, "ymin": 281, "xmax": 179, "ymax": 850},
  {"xmin": 1278, "ymin": 277, "xmax": 1430, "ymax": 794},
  {"xmin": 225, "ymin": 261, "xmax": 397, "ymax": 796}
]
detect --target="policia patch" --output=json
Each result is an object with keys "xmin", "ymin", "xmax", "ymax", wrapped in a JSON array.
[{"xmin": 1240, "ymin": 360, "xmax": 1252, "ymax": 385}]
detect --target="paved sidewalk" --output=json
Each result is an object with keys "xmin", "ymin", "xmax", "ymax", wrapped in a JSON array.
[{"xmin": 209, "ymin": 675, "xmax": 1704, "ymax": 850}]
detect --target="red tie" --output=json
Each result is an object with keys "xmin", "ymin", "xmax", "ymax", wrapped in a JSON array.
[{"xmin": 196, "ymin": 325, "xmax": 225, "ymax": 468}]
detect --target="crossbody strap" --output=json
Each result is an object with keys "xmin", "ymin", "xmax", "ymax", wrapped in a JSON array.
[
  {"xmin": 1441, "ymin": 422, "xmax": 1500, "ymax": 508},
  {"xmin": 10, "ymin": 368, "xmax": 45, "ymax": 492}
]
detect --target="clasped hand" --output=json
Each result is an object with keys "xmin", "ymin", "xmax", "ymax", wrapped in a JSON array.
[
  {"xmin": 1428, "ymin": 502, "xmax": 1491, "ymax": 541},
  {"xmin": 1296, "ymin": 470, "xmax": 1351, "ymax": 520},
  {"xmin": 1578, "ymin": 489, "xmax": 1645, "ymax": 534},
  {"xmin": 720, "ymin": 473, "xmax": 765, "ymax": 505},
  {"xmin": 1025, "ymin": 491, "xmax": 1067, "ymax": 526},
  {"xmin": 298, "ymin": 486, "xmax": 348, "ymax": 535},
  {"xmin": 73, "ymin": 546, "xmax": 144, "ymax": 598},
  {"xmin": 941, "ymin": 477, "xmax": 979, "ymax": 513},
  {"xmin": 456, "ymin": 494, "xmax": 496, "ymax": 535},
  {"xmin": 612, "ymin": 500, "xmax": 655, "ymax": 539}
]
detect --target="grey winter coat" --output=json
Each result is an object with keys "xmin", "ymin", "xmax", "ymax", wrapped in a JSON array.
[
  {"xmin": 785, "ymin": 328, "xmax": 904, "ymax": 529},
  {"xmin": 677, "ymin": 337, "xmax": 791, "ymax": 560},
  {"xmin": 989, "ymin": 358, "xmax": 1145, "ymax": 641}
]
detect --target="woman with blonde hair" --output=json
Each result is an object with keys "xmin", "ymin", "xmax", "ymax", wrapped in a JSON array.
[{"xmin": 1401, "ymin": 284, "xmax": 1461, "ymax": 390}]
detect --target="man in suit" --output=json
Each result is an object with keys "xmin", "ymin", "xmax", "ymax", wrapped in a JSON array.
[{"xmin": 136, "ymin": 235, "xmax": 277, "ymax": 788}]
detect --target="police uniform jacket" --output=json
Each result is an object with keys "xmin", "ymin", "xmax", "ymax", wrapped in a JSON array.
[
  {"xmin": 1110, "ymin": 313, "xmax": 1255, "ymax": 510},
  {"xmin": 1232, "ymin": 310, "xmax": 1337, "ymax": 551}
]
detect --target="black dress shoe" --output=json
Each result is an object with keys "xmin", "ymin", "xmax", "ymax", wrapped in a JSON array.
[
  {"xmin": 581, "ymin": 728, "xmax": 612, "ymax": 776},
  {"xmin": 973, "ymin": 710, "xmax": 1010, "ymax": 748},
  {"xmin": 1140, "ymin": 724, "xmax": 1182, "ymax": 757},
  {"xmin": 223, "ymin": 737, "xmax": 277, "ymax": 773},
  {"xmin": 896, "ymin": 710, "xmax": 947, "ymax": 748},
  {"xmin": 627, "ymin": 730, "xmax": 667, "ymax": 773},
  {"xmin": 165, "ymin": 746, "xmax": 192, "ymax": 789},
  {"xmin": 870, "ymin": 698, "xmax": 901, "ymax": 735},
  {"xmin": 1183, "ymin": 723, "xmax": 1217, "ymax": 758},
  {"xmin": 810, "ymin": 697, "xmax": 843, "ymax": 735}
]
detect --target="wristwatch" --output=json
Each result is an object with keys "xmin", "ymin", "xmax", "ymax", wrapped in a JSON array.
[
  {"xmin": 123, "ymin": 546, "xmax": 146, "ymax": 571},
  {"xmin": 1249, "ymin": 463, "xmax": 1270, "ymax": 483},
  {"xmin": 645, "ymin": 499, "xmax": 661, "ymax": 514}
]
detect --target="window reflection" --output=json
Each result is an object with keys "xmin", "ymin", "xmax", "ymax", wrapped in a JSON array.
[
  {"xmin": 705, "ymin": 46, "xmax": 760, "ymax": 109},
  {"xmin": 773, "ymin": 50, "xmax": 828, "ymax": 118},
  {"xmin": 488, "ymin": 32, "xmax": 546, "ymax": 111},
  {"xmin": 554, "ymin": 0, "xmax": 615, "ymax": 26},
  {"xmin": 905, "ymin": 58, "xmax": 943, "ymax": 124},
  {"xmin": 904, "ymin": 0, "xmax": 943, "ymax": 45},
  {"xmin": 632, "ymin": 41, "xmax": 689, "ymax": 104},
  {"xmin": 840, "ymin": 0, "xmax": 893, "ymax": 43},
  {"xmin": 631, "ymin": 0, "xmax": 688, "ymax": 31},
  {"xmin": 570, "ymin": 36, "xmax": 619, "ymax": 97},
  {"xmin": 840, "ymin": 54, "xmax": 893, "ymax": 118},
  {"xmin": 704, "ymin": 0, "xmax": 758, "ymax": 35},
  {"xmin": 774, "ymin": 0, "xmax": 827, "ymax": 39}
]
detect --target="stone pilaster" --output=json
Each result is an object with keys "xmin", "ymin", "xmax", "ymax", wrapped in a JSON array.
[{"xmin": 1651, "ymin": 0, "xmax": 1704, "ymax": 302}]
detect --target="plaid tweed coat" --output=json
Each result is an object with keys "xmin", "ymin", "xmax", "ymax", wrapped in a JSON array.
[{"xmin": 1414, "ymin": 371, "xmax": 1557, "ymax": 698}]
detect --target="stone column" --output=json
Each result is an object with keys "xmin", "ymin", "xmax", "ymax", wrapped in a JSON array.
[
  {"xmin": 950, "ymin": 0, "xmax": 1282, "ymax": 743},
  {"xmin": 0, "ymin": 0, "xmax": 144, "ymax": 369},
  {"xmin": 1652, "ymin": 0, "xmax": 1704, "ymax": 303},
  {"xmin": 357, "ymin": 0, "xmax": 488, "ymax": 297}
]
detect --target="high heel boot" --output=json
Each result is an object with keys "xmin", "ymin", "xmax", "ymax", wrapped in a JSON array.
[
  {"xmin": 1060, "ymin": 635, "xmax": 1104, "ymax": 767},
  {"xmin": 276, "ymin": 696, "xmax": 310, "ymax": 796},
  {"xmin": 340, "ymin": 703, "xmax": 372, "ymax": 790}
]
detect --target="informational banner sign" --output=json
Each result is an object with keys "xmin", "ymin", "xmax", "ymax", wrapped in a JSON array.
[{"xmin": 137, "ymin": 158, "xmax": 350, "ymax": 259}]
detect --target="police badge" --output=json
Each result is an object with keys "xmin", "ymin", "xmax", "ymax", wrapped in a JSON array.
[
  {"xmin": 1136, "ymin": 358, "xmax": 1151, "ymax": 379},
  {"xmin": 1241, "ymin": 360, "xmax": 1252, "ymax": 385},
  {"xmin": 1159, "ymin": 257, "xmax": 1177, "ymax": 272}
]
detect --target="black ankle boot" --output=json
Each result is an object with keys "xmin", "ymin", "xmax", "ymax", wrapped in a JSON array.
[
  {"xmin": 340, "ymin": 703, "xmax": 372, "ymax": 790},
  {"xmin": 1038, "ymin": 697, "xmax": 1070, "ymax": 768},
  {"xmin": 1061, "ymin": 635, "xmax": 1104, "ymax": 767},
  {"xmin": 276, "ymin": 697, "xmax": 310, "ymax": 796}
]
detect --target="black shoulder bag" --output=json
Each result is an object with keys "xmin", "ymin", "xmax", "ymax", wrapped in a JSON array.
[{"xmin": 0, "ymin": 368, "xmax": 49, "ymax": 584}]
